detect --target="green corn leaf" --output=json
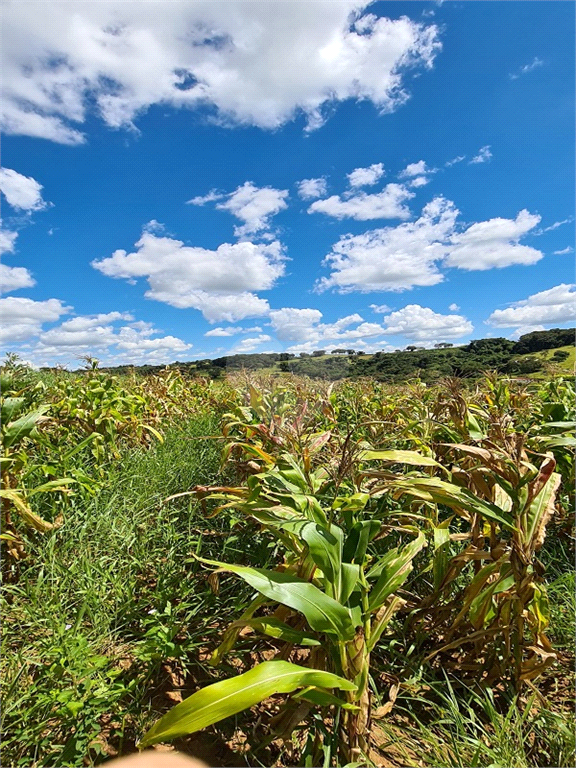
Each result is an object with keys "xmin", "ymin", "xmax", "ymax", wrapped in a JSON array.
[
  {"xmin": 233, "ymin": 617, "xmax": 321, "ymax": 646},
  {"xmin": 368, "ymin": 533, "xmax": 426, "ymax": 612},
  {"xmin": 293, "ymin": 686, "xmax": 359, "ymax": 710},
  {"xmin": 1, "ymin": 397, "xmax": 25, "ymax": 424},
  {"xmin": 60, "ymin": 432, "xmax": 100, "ymax": 461},
  {"xmin": 224, "ymin": 442, "xmax": 276, "ymax": 466},
  {"xmin": 278, "ymin": 466, "xmax": 310, "ymax": 493},
  {"xmin": 2, "ymin": 406, "xmax": 49, "ymax": 449},
  {"xmin": 332, "ymin": 493, "xmax": 370, "ymax": 513},
  {"xmin": 539, "ymin": 436, "xmax": 576, "ymax": 448},
  {"xmin": 391, "ymin": 477, "xmax": 516, "ymax": 531},
  {"xmin": 139, "ymin": 660, "xmax": 356, "ymax": 747},
  {"xmin": 299, "ymin": 522, "xmax": 343, "ymax": 597},
  {"xmin": 469, "ymin": 573, "xmax": 514, "ymax": 629},
  {"xmin": 432, "ymin": 523, "xmax": 452, "ymax": 591},
  {"xmin": 466, "ymin": 413, "xmax": 486, "ymax": 441},
  {"xmin": 339, "ymin": 562, "xmax": 361, "ymax": 605},
  {"xmin": 342, "ymin": 519, "xmax": 381, "ymax": 564},
  {"xmin": 529, "ymin": 583, "xmax": 550, "ymax": 632},
  {"xmin": 195, "ymin": 556, "xmax": 357, "ymax": 641},
  {"xmin": 27, "ymin": 478, "xmax": 76, "ymax": 495}
]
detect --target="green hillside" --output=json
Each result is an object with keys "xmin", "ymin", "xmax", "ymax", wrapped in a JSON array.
[
  {"xmin": 89, "ymin": 327, "xmax": 574, "ymax": 382},
  {"xmin": 526, "ymin": 345, "xmax": 576, "ymax": 378}
]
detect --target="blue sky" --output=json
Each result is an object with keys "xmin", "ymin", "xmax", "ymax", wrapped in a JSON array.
[{"xmin": 1, "ymin": 0, "xmax": 574, "ymax": 367}]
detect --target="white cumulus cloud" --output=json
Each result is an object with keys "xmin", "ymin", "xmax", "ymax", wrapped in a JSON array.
[
  {"xmin": 269, "ymin": 306, "xmax": 389, "ymax": 353},
  {"xmin": 215, "ymin": 182, "xmax": 288, "ymax": 238},
  {"xmin": 0, "ymin": 168, "xmax": 48, "ymax": 211},
  {"xmin": 205, "ymin": 325, "xmax": 262, "ymax": 337},
  {"xmin": 0, "ymin": 263, "xmax": 36, "ymax": 294},
  {"xmin": 347, "ymin": 163, "xmax": 385, "ymax": 188},
  {"xmin": 380, "ymin": 304, "xmax": 473, "ymax": 341},
  {"xmin": 92, "ymin": 227, "xmax": 284, "ymax": 321},
  {"xmin": 32, "ymin": 312, "xmax": 191, "ymax": 368},
  {"xmin": 38, "ymin": 312, "xmax": 134, "ymax": 348},
  {"xmin": 296, "ymin": 178, "xmax": 327, "ymax": 200},
  {"xmin": 554, "ymin": 246, "xmax": 574, "ymax": 255},
  {"xmin": 317, "ymin": 196, "xmax": 457, "ymax": 292},
  {"xmin": 1, "ymin": 298, "xmax": 192, "ymax": 367},
  {"xmin": 2, "ymin": 2, "xmax": 441, "ymax": 142},
  {"xmin": 536, "ymin": 217, "xmax": 574, "ymax": 234},
  {"xmin": 408, "ymin": 176, "xmax": 429, "ymax": 188},
  {"xmin": 318, "ymin": 198, "xmax": 543, "ymax": 293},
  {"xmin": 308, "ymin": 183, "xmax": 414, "ymax": 221},
  {"xmin": 205, "ymin": 326, "xmax": 244, "ymax": 337},
  {"xmin": 0, "ymin": 296, "xmax": 71, "ymax": 344},
  {"xmin": 487, "ymin": 284, "xmax": 576, "ymax": 328},
  {"xmin": 444, "ymin": 209, "xmax": 542, "ymax": 270},
  {"xmin": 187, "ymin": 189, "xmax": 225, "ymax": 206},
  {"xmin": 230, "ymin": 334, "xmax": 273, "ymax": 354},
  {"xmin": 0, "ymin": 228, "xmax": 19, "ymax": 255},
  {"xmin": 398, "ymin": 160, "xmax": 431, "ymax": 178}
]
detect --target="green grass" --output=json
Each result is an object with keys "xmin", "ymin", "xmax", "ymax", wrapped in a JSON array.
[
  {"xmin": 377, "ymin": 679, "xmax": 575, "ymax": 768},
  {"xmin": 523, "ymin": 345, "xmax": 576, "ymax": 379},
  {"xmin": 1, "ymin": 413, "xmax": 271, "ymax": 767}
]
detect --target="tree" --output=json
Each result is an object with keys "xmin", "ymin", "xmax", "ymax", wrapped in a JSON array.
[
  {"xmin": 312, "ymin": 350, "xmax": 326, "ymax": 357},
  {"xmin": 503, "ymin": 356, "xmax": 544, "ymax": 375},
  {"xmin": 434, "ymin": 342, "xmax": 453, "ymax": 349},
  {"xmin": 513, "ymin": 328, "xmax": 575, "ymax": 355}
]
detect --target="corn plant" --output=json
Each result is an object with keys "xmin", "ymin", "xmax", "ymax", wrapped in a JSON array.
[
  {"xmin": 140, "ymin": 451, "xmax": 431, "ymax": 763},
  {"xmin": 376, "ymin": 440, "xmax": 565, "ymax": 691},
  {"xmin": 1, "ymin": 377, "xmax": 74, "ymax": 560},
  {"xmin": 49, "ymin": 367, "xmax": 163, "ymax": 466}
]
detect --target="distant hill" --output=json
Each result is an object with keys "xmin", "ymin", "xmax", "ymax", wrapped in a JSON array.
[{"xmin": 91, "ymin": 327, "xmax": 574, "ymax": 382}]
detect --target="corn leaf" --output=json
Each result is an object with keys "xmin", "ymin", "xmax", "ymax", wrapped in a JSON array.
[
  {"xmin": 140, "ymin": 424, "xmax": 164, "ymax": 443},
  {"xmin": 293, "ymin": 686, "xmax": 359, "ymax": 710},
  {"xmin": 139, "ymin": 660, "xmax": 356, "ymax": 747},
  {"xmin": 359, "ymin": 450, "xmax": 440, "ymax": 467},
  {"xmin": 0, "ymin": 489, "xmax": 60, "ymax": 532},
  {"xmin": 1, "ymin": 397, "xmax": 25, "ymax": 424},
  {"xmin": 391, "ymin": 477, "xmax": 516, "ymax": 531},
  {"xmin": 526, "ymin": 471, "xmax": 561, "ymax": 551},
  {"xmin": 195, "ymin": 556, "xmax": 357, "ymax": 640},
  {"xmin": 342, "ymin": 519, "xmax": 381, "ymax": 564},
  {"xmin": 233, "ymin": 617, "xmax": 321, "ymax": 646},
  {"xmin": 368, "ymin": 533, "xmax": 426, "ymax": 612},
  {"xmin": 2, "ymin": 406, "xmax": 49, "ymax": 449}
]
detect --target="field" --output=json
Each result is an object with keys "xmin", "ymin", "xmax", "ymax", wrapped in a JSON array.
[
  {"xmin": 529, "ymin": 347, "xmax": 576, "ymax": 379},
  {"xmin": 1, "ymin": 359, "xmax": 575, "ymax": 768}
]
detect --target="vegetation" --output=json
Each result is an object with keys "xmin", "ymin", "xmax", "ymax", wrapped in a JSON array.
[
  {"xmin": 1, "ymin": 355, "xmax": 574, "ymax": 767},
  {"xmin": 90, "ymin": 327, "xmax": 575, "ymax": 384}
]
